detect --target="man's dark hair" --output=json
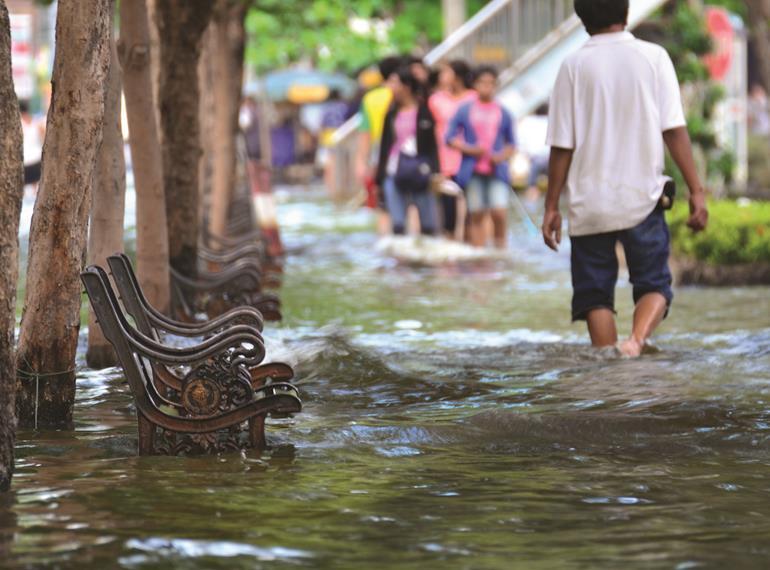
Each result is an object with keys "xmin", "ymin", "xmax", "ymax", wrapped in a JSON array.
[
  {"xmin": 378, "ymin": 56, "xmax": 403, "ymax": 81},
  {"xmin": 574, "ymin": 0, "xmax": 629, "ymax": 32},
  {"xmin": 19, "ymin": 99, "xmax": 30, "ymax": 114},
  {"xmin": 473, "ymin": 65, "xmax": 498, "ymax": 82},
  {"xmin": 394, "ymin": 65, "xmax": 421, "ymax": 96},
  {"xmin": 448, "ymin": 59, "xmax": 473, "ymax": 88}
]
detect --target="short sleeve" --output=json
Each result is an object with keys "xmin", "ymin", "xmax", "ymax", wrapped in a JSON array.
[
  {"xmin": 546, "ymin": 62, "xmax": 575, "ymax": 149},
  {"xmin": 658, "ymin": 49, "xmax": 686, "ymax": 131}
]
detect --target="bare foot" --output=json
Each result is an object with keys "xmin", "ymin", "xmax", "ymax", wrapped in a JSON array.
[{"xmin": 618, "ymin": 336, "xmax": 644, "ymax": 358}]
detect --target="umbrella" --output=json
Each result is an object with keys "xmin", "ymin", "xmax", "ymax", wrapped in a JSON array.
[{"xmin": 253, "ymin": 69, "xmax": 357, "ymax": 104}]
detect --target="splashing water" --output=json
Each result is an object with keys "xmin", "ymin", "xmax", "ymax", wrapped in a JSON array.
[{"xmin": 4, "ymin": 188, "xmax": 770, "ymax": 569}]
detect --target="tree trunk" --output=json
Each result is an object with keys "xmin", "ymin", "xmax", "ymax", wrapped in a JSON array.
[
  {"xmin": 207, "ymin": 1, "xmax": 247, "ymax": 246},
  {"xmin": 87, "ymin": 11, "xmax": 126, "ymax": 369},
  {"xmin": 747, "ymin": 0, "xmax": 770, "ymax": 93},
  {"xmin": 156, "ymin": 0, "xmax": 214, "ymax": 276},
  {"xmin": 119, "ymin": 0, "xmax": 170, "ymax": 314},
  {"xmin": 198, "ymin": 23, "xmax": 215, "ymax": 217},
  {"xmin": 0, "ymin": 0, "xmax": 24, "ymax": 491},
  {"xmin": 15, "ymin": 0, "xmax": 111, "ymax": 429},
  {"xmin": 146, "ymin": 0, "xmax": 162, "ymax": 135}
]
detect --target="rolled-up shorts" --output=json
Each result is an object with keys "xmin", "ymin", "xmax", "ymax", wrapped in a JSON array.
[
  {"xmin": 570, "ymin": 207, "xmax": 673, "ymax": 322},
  {"xmin": 465, "ymin": 175, "xmax": 509, "ymax": 214}
]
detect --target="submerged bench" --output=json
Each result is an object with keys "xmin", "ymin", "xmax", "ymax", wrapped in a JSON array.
[
  {"xmin": 107, "ymin": 253, "xmax": 295, "ymax": 392},
  {"xmin": 81, "ymin": 266, "xmax": 301, "ymax": 455}
]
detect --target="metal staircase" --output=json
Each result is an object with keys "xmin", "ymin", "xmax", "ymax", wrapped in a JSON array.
[{"xmin": 330, "ymin": 0, "xmax": 668, "ymax": 200}]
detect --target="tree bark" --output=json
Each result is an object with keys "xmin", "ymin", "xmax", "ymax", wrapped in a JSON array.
[
  {"xmin": 15, "ymin": 0, "xmax": 111, "ymax": 429},
  {"xmin": 119, "ymin": 0, "xmax": 170, "ymax": 314},
  {"xmin": 156, "ymin": 0, "xmax": 214, "ymax": 276},
  {"xmin": 0, "ymin": 0, "xmax": 24, "ymax": 491},
  {"xmin": 207, "ymin": 1, "xmax": 247, "ymax": 246},
  {"xmin": 87, "ymin": 10, "xmax": 126, "ymax": 369},
  {"xmin": 747, "ymin": 0, "xmax": 770, "ymax": 92}
]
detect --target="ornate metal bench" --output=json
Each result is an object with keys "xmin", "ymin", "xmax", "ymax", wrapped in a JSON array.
[
  {"xmin": 170, "ymin": 265, "xmax": 283, "ymax": 322},
  {"xmin": 81, "ymin": 266, "xmax": 301, "ymax": 455},
  {"xmin": 107, "ymin": 253, "xmax": 295, "ymax": 391}
]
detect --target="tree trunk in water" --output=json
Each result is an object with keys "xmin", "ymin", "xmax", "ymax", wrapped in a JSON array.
[
  {"xmin": 0, "ymin": 0, "xmax": 24, "ymax": 491},
  {"xmin": 208, "ymin": 1, "xmax": 247, "ymax": 246},
  {"xmin": 87, "ymin": 13, "xmax": 126, "ymax": 369},
  {"xmin": 156, "ymin": 0, "xmax": 213, "ymax": 276},
  {"xmin": 15, "ymin": 0, "xmax": 111, "ymax": 429},
  {"xmin": 747, "ymin": 0, "xmax": 770, "ymax": 93},
  {"xmin": 119, "ymin": 0, "xmax": 170, "ymax": 313}
]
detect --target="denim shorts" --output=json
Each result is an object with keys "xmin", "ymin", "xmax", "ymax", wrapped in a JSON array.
[
  {"xmin": 570, "ymin": 207, "xmax": 673, "ymax": 322},
  {"xmin": 465, "ymin": 175, "xmax": 510, "ymax": 214}
]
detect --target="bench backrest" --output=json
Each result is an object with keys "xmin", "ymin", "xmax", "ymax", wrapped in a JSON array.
[{"xmin": 81, "ymin": 267, "xmax": 164, "ymax": 414}]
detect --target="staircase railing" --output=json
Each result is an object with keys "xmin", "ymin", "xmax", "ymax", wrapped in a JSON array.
[{"xmin": 329, "ymin": 0, "xmax": 575, "ymax": 201}]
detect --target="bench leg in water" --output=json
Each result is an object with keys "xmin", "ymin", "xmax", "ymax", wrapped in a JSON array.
[{"xmin": 138, "ymin": 413, "xmax": 155, "ymax": 455}]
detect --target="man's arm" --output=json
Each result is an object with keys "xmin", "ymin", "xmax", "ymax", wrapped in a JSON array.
[
  {"xmin": 492, "ymin": 144, "xmax": 515, "ymax": 164},
  {"xmin": 662, "ymin": 126, "xmax": 708, "ymax": 232},
  {"xmin": 355, "ymin": 130, "xmax": 372, "ymax": 186},
  {"xmin": 542, "ymin": 147, "xmax": 573, "ymax": 251}
]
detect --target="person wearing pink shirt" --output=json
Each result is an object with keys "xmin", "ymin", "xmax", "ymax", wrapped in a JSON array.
[
  {"xmin": 446, "ymin": 67, "xmax": 516, "ymax": 248},
  {"xmin": 428, "ymin": 60, "xmax": 477, "ymax": 239}
]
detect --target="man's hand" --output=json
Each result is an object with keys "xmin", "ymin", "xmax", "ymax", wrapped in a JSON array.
[
  {"xmin": 663, "ymin": 127, "xmax": 709, "ymax": 233},
  {"xmin": 687, "ymin": 191, "xmax": 708, "ymax": 232},
  {"xmin": 542, "ymin": 209, "xmax": 562, "ymax": 251}
]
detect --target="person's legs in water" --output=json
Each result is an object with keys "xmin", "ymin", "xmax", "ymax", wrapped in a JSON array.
[
  {"xmin": 440, "ymin": 193, "xmax": 458, "ymax": 238},
  {"xmin": 571, "ymin": 230, "xmax": 620, "ymax": 347},
  {"xmin": 383, "ymin": 177, "xmax": 409, "ymax": 235},
  {"xmin": 586, "ymin": 308, "xmax": 618, "ymax": 347},
  {"xmin": 488, "ymin": 179, "xmax": 510, "ymax": 249},
  {"xmin": 412, "ymin": 190, "xmax": 439, "ymax": 235},
  {"xmin": 490, "ymin": 208, "xmax": 508, "ymax": 249},
  {"xmin": 469, "ymin": 212, "xmax": 487, "ymax": 247},
  {"xmin": 619, "ymin": 293, "xmax": 667, "ymax": 356},
  {"xmin": 617, "ymin": 208, "xmax": 673, "ymax": 356},
  {"xmin": 466, "ymin": 176, "xmax": 490, "ymax": 247}
]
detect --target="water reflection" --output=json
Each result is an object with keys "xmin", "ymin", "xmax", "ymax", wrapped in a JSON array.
[{"xmin": 5, "ymin": 189, "xmax": 770, "ymax": 568}]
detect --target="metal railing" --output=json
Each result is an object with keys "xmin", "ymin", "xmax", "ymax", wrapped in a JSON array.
[{"xmin": 329, "ymin": 0, "xmax": 576, "ymax": 201}]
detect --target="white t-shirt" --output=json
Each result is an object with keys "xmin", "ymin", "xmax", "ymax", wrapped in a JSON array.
[{"xmin": 546, "ymin": 31, "xmax": 686, "ymax": 236}]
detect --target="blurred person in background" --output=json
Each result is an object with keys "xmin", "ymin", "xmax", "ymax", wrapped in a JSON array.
[
  {"xmin": 748, "ymin": 83, "xmax": 770, "ymax": 137},
  {"xmin": 429, "ymin": 59, "xmax": 477, "ymax": 239},
  {"xmin": 447, "ymin": 66, "xmax": 516, "ymax": 248},
  {"xmin": 375, "ymin": 66, "xmax": 440, "ymax": 236},
  {"xmin": 20, "ymin": 100, "xmax": 45, "ymax": 195},
  {"xmin": 517, "ymin": 103, "xmax": 550, "ymax": 209},
  {"xmin": 319, "ymin": 89, "xmax": 350, "ymax": 194},
  {"xmin": 355, "ymin": 55, "xmax": 402, "ymax": 233}
]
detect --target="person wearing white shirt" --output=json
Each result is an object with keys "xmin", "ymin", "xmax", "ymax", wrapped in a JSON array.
[{"xmin": 542, "ymin": 0, "xmax": 708, "ymax": 357}]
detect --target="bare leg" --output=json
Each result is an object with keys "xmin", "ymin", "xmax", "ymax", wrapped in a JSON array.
[
  {"xmin": 469, "ymin": 212, "xmax": 486, "ymax": 247},
  {"xmin": 376, "ymin": 209, "xmax": 391, "ymax": 235},
  {"xmin": 618, "ymin": 292, "xmax": 667, "ymax": 357},
  {"xmin": 407, "ymin": 204, "xmax": 421, "ymax": 236},
  {"xmin": 455, "ymin": 196, "xmax": 467, "ymax": 241},
  {"xmin": 586, "ymin": 308, "xmax": 618, "ymax": 347},
  {"xmin": 490, "ymin": 208, "xmax": 508, "ymax": 249}
]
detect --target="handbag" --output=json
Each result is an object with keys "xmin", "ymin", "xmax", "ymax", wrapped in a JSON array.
[{"xmin": 394, "ymin": 151, "xmax": 432, "ymax": 193}]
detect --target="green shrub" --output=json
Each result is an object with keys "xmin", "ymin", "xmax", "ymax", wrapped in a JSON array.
[{"xmin": 667, "ymin": 199, "xmax": 770, "ymax": 265}]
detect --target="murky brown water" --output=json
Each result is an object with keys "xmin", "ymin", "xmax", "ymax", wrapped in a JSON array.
[{"xmin": 3, "ymin": 189, "xmax": 770, "ymax": 568}]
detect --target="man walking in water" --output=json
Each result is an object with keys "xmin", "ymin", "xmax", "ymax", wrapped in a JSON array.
[{"xmin": 542, "ymin": 0, "xmax": 709, "ymax": 357}]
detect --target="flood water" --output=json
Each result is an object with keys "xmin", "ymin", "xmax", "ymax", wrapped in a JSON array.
[{"xmin": 4, "ymin": 188, "xmax": 770, "ymax": 569}]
